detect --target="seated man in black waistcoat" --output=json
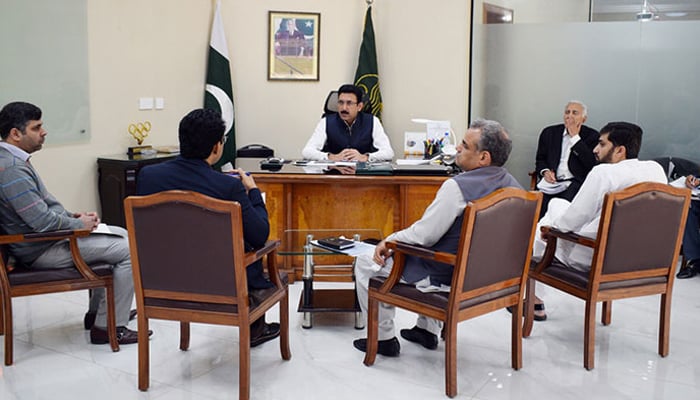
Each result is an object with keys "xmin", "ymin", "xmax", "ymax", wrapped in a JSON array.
[{"xmin": 302, "ymin": 84, "xmax": 394, "ymax": 162}]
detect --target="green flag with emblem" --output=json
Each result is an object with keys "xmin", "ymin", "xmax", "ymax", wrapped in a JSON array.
[{"xmin": 354, "ymin": 5, "xmax": 382, "ymax": 120}]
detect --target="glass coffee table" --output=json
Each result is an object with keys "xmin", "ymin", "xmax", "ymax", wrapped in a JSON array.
[{"xmin": 279, "ymin": 229, "xmax": 382, "ymax": 329}]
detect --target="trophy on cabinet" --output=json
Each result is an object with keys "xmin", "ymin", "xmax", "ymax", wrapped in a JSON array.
[{"xmin": 127, "ymin": 121, "xmax": 153, "ymax": 157}]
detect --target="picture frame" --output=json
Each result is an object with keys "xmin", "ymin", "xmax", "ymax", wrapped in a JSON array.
[{"xmin": 268, "ymin": 11, "xmax": 320, "ymax": 81}]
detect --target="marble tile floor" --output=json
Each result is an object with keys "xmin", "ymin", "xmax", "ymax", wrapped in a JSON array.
[{"xmin": 1, "ymin": 278, "xmax": 700, "ymax": 400}]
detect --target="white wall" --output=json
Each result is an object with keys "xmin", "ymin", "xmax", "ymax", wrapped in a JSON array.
[{"xmin": 25, "ymin": 0, "xmax": 470, "ymax": 214}]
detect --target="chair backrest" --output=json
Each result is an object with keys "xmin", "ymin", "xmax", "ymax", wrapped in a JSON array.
[
  {"xmin": 594, "ymin": 182, "xmax": 690, "ymax": 276},
  {"xmin": 452, "ymin": 188, "xmax": 542, "ymax": 294},
  {"xmin": 124, "ymin": 190, "xmax": 249, "ymax": 306},
  {"xmin": 322, "ymin": 90, "xmax": 339, "ymax": 117}
]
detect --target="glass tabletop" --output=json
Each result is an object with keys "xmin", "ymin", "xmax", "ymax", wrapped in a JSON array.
[{"xmin": 279, "ymin": 229, "xmax": 383, "ymax": 256}]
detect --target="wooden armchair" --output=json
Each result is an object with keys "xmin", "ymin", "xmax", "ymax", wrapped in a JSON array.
[
  {"xmin": 0, "ymin": 230, "xmax": 119, "ymax": 365},
  {"xmin": 523, "ymin": 182, "xmax": 691, "ymax": 370},
  {"xmin": 123, "ymin": 190, "xmax": 290, "ymax": 400},
  {"xmin": 363, "ymin": 188, "xmax": 542, "ymax": 398}
]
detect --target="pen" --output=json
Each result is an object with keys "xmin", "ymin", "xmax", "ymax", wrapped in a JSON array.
[{"xmin": 226, "ymin": 171, "xmax": 251, "ymax": 176}]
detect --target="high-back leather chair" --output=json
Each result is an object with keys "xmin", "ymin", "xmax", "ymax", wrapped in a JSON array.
[
  {"xmin": 523, "ymin": 182, "xmax": 691, "ymax": 370},
  {"xmin": 322, "ymin": 90, "xmax": 339, "ymax": 118},
  {"xmin": 0, "ymin": 230, "xmax": 119, "ymax": 365},
  {"xmin": 363, "ymin": 188, "xmax": 542, "ymax": 398},
  {"xmin": 123, "ymin": 190, "xmax": 290, "ymax": 400}
]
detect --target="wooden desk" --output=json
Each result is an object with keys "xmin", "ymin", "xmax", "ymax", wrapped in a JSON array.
[{"xmin": 237, "ymin": 159, "xmax": 450, "ymax": 280}]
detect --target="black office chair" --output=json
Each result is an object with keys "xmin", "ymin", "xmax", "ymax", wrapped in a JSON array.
[
  {"xmin": 651, "ymin": 156, "xmax": 700, "ymax": 181},
  {"xmin": 322, "ymin": 91, "xmax": 339, "ymax": 118},
  {"xmin": 236, "ymin": 144, "xmax": 274, "ymax": 158}
]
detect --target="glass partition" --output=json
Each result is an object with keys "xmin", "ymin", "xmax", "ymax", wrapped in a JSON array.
[{"xmin": 470, "ymin": 3, "xmax": 700, "ymax": 186}]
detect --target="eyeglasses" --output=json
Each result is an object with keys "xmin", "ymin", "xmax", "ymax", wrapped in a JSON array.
[{"xmin": 337, "ymin": 100, "xmax": 358, "ymax": 107}]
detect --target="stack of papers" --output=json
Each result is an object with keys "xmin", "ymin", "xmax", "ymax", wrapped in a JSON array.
[
  {"xmin": 395, "ymin": 159, "xmax": 431, "ymax": 166},
  {"xmin": 536, "ymin": 179, "xmax": 571, "ymax": 195},
  {"xmin": 670, "ymin": 176, "xmax": 700, "ymax": 198}
]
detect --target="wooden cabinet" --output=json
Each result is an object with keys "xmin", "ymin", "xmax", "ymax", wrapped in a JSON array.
[{"xmin": 97, "ymin": 154, "xmax": 177, "ymax": 227}]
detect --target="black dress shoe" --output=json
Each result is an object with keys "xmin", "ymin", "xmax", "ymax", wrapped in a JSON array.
[
  {"xmin": 506, "ymin": 303, "xmax": 547, "ymax": 321},
  {"xmin": 250, "ymin": 322, "xmax": 280, "ymax": 347},
  {"xmin": 90, "ymin": 326, "xmax": 153, "ymax": 345},
  {"xmin": 677, "ymin": 263, "xmax": 699, "ymax": 279},
  {"xmin": 400, "ymin": 326, "xmax": 438, "ymax": 350},
  {"xmin": 84, "ymin": 309, "xmax": 138, "ymax": 330},
  {"xmin": 353, "ymin": 337, "xmax": 400, "ymax": 357}
]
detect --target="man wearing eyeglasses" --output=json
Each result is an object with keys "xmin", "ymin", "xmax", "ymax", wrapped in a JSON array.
[{"xmin": 302, "ymin": 84, "xmax": 394, "ymax": 162}]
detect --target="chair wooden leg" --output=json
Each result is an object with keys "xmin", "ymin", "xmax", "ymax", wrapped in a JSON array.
[
  {"xmin": 659, "ymin": 293, "xmax": 671, "ymax": 357},
  {"xmin": 179, "ymin": 322, "xmax": 190, "ymax": 351},
  {"xmin": 239, "ymin": 322, "xmax": 251, "ymax": 400},
  {"xmin": 2, "ymin": 295, "xmax": 13, "ymax": 366},
  {"xmin": 0, "ymin": 296, "xmax": 4, "ymax": 336},
  {"xmin": 105, "ymin": 283, "xmax": 119, "ymax": 352},
  {"xmin": 523, "ymin": 279, "xmax": 536, "ymax": 338},
  {"xmin": 363, "ymin": 294, "xmax": 378, "ymax": 366},
  {"xmin": 138, "ymin": 316, "xmax": 150, "ymax": 391},
  {"xmin": 279, "ymin": 288, "xmax": 291, "ymax": 360},
  {"xmin": 601, "ymin": 301, "xmax": 612, "ymax": 326},
  {"xmin": 445, "ymin": 319, "xmax": 457, "ymax": 398},
  {"xmin": 512, "ymin": 298, "xmax": 523, "ymax": 370},
  {"xmin": 584, "ymin": 300, "xmax": 596, "ymax": 370}
]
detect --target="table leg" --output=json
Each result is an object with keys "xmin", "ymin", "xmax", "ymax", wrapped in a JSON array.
[{"xmin": 302, "ymin": 240, "xmax": 314, "ymax": 329}]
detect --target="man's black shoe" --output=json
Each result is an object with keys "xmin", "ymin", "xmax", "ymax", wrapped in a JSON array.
[
  {"xmin": 84, "ymin": 309, "xmax": 138, "ymax": 330},
  {"xmin": 90, "ymin": 326, "xmax": 152, "ymax": 345},
  {"xmin": 250, "ymin": 322, "xmax": 280, "ymax": 347},
  {"xmin": 400, "ymin": 326, "xmax": 438, "ymax": 350},
  {"xmin": 677, "ymin": 263, "xmax": 699, "ymax": 279},
  {"xmin": 353, "ymin": 337, "xmax": 400, "ymax": 357}
]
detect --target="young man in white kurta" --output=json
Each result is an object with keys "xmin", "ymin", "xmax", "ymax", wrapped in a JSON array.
[{"xmin": 533, "ymin": 122, "xmax": 667, "ymax": 272}]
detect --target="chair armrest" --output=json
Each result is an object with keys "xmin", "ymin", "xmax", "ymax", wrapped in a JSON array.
[
  {"xmin": 542, "ymin": 226, "xmax": 596, "ymax": 248},
  {"xmin": 0, "ymin": 229, "xmax": 99, "ymax": 281},
  {"xmin": 387, "ymin": 241, "xmax": 457, "ymax": 265},
  {"xmin": 243, "ymin": 240, "xmax": 281, "ymax": 267},
  {"xmin": 528, "ymin": 170, "xmax": 538, "ymax": 190},
  {"xmin": 532, "ymin": 226, "xmax": 597, "ymax": 275},
  {"xmin": 375, "ymin": 241, "xmax": 457, "ymax": 294},
  {"xmin": 0, "ymin": 229, "xmax": 91, "ymax": 245}
]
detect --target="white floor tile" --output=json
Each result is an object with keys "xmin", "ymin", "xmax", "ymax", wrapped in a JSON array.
[{"xmin": 1, "ymin": 278, "xmax": 700, "ymax": 399}]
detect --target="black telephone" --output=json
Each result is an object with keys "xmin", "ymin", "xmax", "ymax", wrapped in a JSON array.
[{"xmin": 236, "ymin": 144, "xmax": 274, "ymax": 158}]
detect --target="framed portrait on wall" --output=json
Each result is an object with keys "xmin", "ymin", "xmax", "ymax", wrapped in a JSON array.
[{"xmin": 268, "ymin": 11, "xmax": 320, "ymax": 81}]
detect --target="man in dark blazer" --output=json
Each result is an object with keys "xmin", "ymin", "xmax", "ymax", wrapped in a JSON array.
[
  {"xmin": 136, "ymin": 108, "xmax": 280, "ymax": 347},
  {"xmin": 535, "ymin": 101, "xmax": 599, "ymax": 216}
]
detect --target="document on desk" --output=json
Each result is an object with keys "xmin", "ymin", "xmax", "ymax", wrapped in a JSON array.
[
  {"xmin": 311, "ymin": 240, "xmax": 376, "ymax": 257},
  {"xmin": 669, "ymin": 176, "xmax": 700, "ymax": 198},
  {"xmin": 395, "ymin": 158, "xmax": 431, "ymax": 166}
]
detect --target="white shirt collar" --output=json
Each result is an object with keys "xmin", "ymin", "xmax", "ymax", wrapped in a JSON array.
[{"xmin": 0, "ymin": 142, "xmax": 31, "ymax": 162}]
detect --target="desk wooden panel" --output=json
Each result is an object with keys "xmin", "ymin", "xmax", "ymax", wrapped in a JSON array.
[{"xmin": 251, "ymin": 173, "xmax": 448, "ymax": 280}]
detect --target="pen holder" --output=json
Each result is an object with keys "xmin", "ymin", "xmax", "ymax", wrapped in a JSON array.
[{"xmin": 424, "ymin": 145, "xmax": 440, "ymax": 159}]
